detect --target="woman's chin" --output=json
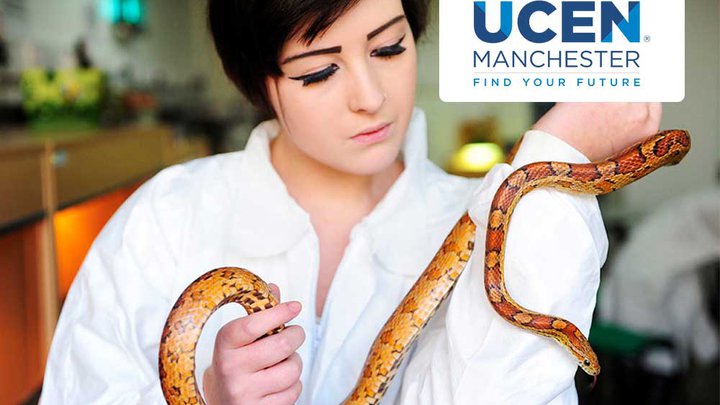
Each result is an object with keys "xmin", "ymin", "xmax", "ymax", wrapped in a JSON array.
[{"xmin": 336, "ymin": 149, "xmax": 404, "ymax": 177}]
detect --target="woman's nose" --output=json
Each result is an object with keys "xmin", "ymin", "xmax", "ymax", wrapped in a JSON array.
[{"xmin": 347, "ymin": 63, "xmax": 385, "ymax": 114}]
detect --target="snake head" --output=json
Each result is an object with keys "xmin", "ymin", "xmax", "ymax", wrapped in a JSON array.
[
  {"xmin": 563, "ymin": 325, "xmax": 601, "ymax": 377},
  {"xmin": 575, "ymin": 342, "xmax": 600, "ymax": 376}
]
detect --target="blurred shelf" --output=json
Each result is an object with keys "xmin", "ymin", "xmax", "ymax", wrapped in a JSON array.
[{"xmin": 53, "ymin": 127, "xmax": 167, "ymax": 208}]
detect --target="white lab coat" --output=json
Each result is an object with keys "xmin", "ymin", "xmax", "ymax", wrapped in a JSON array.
[{"xmin": 40, "ymin": 107, "xmax": 607, "ymax": 404}]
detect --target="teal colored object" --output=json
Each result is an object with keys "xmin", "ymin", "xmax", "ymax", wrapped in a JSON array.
[
  {"xmin": 100, "ymin": 0, "xmax": 144, "ymax": 25},
  {"xmin": 589, "ymin": 322, "xmax": 657, "ymax": 356},
  {"xmin": 122, "ymin": 0, "xmax": 144, "ymax": 25}
]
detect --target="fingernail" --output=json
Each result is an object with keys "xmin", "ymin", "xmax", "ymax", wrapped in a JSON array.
[{"xmin": 288, "ymin": 301, "xmax": 301, "ymax": 313}]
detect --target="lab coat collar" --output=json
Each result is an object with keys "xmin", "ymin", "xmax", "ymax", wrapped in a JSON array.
[
  {"xmin": 228, "ymin": 119, "xmax": 311, "ymax": 257},
  {"xmin": 229, "ymin": 107, "xmax": 432, "ymax": 277}
]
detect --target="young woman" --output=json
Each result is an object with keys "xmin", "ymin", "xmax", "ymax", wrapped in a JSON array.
[{"xmin": 40, "ymin": 0, "xmax": 661, "ymax": 403}]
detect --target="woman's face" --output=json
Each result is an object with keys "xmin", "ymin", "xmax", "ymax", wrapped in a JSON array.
[{"xmin": 266, "ymin": 0, "xmax": 417, "ymax": 176}]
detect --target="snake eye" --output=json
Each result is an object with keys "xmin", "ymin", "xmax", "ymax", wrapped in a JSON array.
[{"xmin": 584, "ymin": 359, "xmax": 591, "ymax": 366}]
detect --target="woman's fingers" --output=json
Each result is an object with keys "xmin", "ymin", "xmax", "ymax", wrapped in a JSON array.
[
  {"xmin": 216, "ymin": 301, "xmax": 302, "ymax": 350},
  {"xmin": 262, "ymin": 380, "xmax": 303, "ymax": 405},
  {"xmin": 268, "ymin": 283, "xmax": 281, "ymax": 302},
  {"xmin": 255, "ymin": 352, "xmax": 304, "ymax": 394},
  {"xmin": 242, "ymin": 325, "xmax": 305, "ymax": 370}
]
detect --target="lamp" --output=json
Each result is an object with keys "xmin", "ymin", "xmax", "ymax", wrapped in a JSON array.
[{"xmin": 448, "ymin": 142, "xmax": 506, "ymax": 177}]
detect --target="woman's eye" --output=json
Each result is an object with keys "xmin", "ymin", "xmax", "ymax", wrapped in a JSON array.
[
  {"xmin": 289, "ymin": 63, "xmax": 339, "ymax": 87},
  {"xmin": 285, "ymin": 35, "xmax": 407, "ymax": 86},
  {"xmin": 370, "ymin": 35, "xmax": 407, "ymax": 58}
]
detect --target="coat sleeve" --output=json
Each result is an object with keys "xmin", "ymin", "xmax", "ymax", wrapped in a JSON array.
[
  {"xmin": 40, "ymin": 176, "xmax": 181, "ymax": 404},
  {"xmin": 396, "ymin": 131, "xmax": 609, "ymax": 405}
]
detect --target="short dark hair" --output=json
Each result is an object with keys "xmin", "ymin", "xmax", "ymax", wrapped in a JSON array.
[{"xmin": 208, "ymin": 0, "xmax": 430, "ymax": 116}]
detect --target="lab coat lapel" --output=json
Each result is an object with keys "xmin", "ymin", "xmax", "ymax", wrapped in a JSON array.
[
  {"xmin": 309, "ymin": 231, "xmax": 377, "ymax": 401},
  {"xmin": 369, "ymin": 107, "xmax": 434, "ymax": 279}
]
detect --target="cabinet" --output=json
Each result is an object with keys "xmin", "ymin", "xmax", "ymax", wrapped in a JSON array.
[
  {"xmin": 0, "ymin": 143, "xmax": 44, "ymax": 227},
  {"xmin": 0, "ymin": 126, "xmax": 208, "ymax": 404}
]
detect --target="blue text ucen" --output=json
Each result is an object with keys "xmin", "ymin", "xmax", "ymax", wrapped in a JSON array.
[{"xmin": 473, "ymin": 1, "xmax": 640, "ymax": 43}]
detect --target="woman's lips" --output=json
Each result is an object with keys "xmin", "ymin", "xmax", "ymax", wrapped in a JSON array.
[{"xmin": 352, "ymin": 123, "xmax": 391, "ymax": 145}]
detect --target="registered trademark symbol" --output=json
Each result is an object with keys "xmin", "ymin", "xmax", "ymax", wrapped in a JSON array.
[{"xmin": 644, "ymin": 35, "xmax": 651, "ymax": 42}]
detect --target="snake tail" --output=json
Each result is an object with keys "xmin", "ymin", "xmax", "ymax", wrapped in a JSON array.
[
  {"xmin": 344, "ymin": 213, "xmax": 477, "ymax": 404},
  {"xmin": 484, "ymin": 129, "xmax": 690, "ymax": 376},
  {"xmin": 159, "ymin": 267, "xmax": 281, "ymax": 405}
]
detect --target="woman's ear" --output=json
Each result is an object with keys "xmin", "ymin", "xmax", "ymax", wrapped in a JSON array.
[{"xmin": 265, "ymin": 76, "xmax": 284, "ymax": 124}]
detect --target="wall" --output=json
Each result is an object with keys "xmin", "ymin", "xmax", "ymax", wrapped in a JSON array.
[
  {"xmin": 2, "ymin": 0, "xmax": 225, "ymax": 97},
  {"xmin": 616, "ymin": 0, "xmax": 719, "ymax": 220},
  {"xmin": 186, "ymin": 0, "xmax": 245, "ymax": 107}
]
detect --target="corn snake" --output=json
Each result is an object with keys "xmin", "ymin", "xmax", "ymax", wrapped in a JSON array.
[{"xmin": 159, "ymin": 129, "xmax": 690, "ymax": 404}]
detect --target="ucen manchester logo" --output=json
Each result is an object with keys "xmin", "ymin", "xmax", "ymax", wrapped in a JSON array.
[
  {"xmin": 439, "ymin": 0, "xmax": 683, "ymax": 101},
  {"xmin": 473, "ymin": 1, "xmax": 640, "ymax": 43}
]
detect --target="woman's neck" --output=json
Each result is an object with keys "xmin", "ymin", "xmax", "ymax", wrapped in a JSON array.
[{"xmin": 270, "ymin": 133, "xmax": 404, "ymax": 219}]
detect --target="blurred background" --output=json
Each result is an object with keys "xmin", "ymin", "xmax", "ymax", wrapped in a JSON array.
[{"xmin": 0, "ymin": 0, "xmax": 716, "ymax": 404}]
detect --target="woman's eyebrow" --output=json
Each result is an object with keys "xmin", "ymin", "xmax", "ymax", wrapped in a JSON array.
[
  {"xmin": 281, "ymin": 14, "xmax": 406, "ymax": 65},
  {"xmin": 367, "ymin": 14, "xmax": 406, "ymax": 40},
  {"xmin": 282, "ymin": 46, "xmax": 342, "ymax": 65}
]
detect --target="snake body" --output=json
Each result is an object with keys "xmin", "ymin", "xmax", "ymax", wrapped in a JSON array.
[{"xmin": 159, "ymin": 130, "xmax": 690, "ymax": 405}]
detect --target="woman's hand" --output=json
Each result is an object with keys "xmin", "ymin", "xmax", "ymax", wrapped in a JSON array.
[
  {"xmin": 203, "ymin": 284, "xmax": 305, "ymax": 405},
  {"xmin": 532, "ymin": 102, "xmax": 662, "ymax": 161}
]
